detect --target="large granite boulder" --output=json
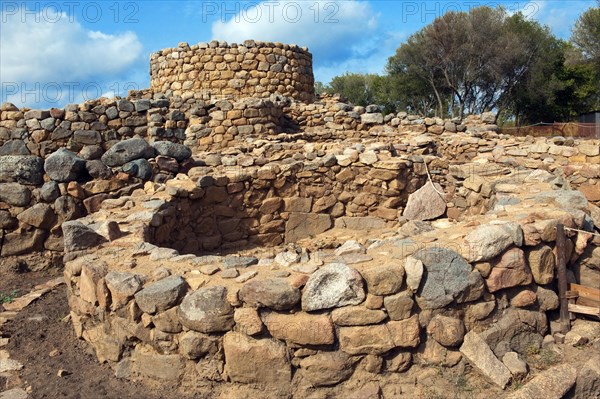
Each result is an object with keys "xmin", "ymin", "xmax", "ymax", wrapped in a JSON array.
[
  {"xmin": 412, "ymin": 248, "xmax": 471, "ymax": 309},
  {"xmin": 0, "ymin": 155, "xmax": 44, "ymax": 184},
  {"xmin": 101, "ymin": 137, "xmax": 154, "ymax": 167},
  {"xmin": 44, "ymin": 149, "xmax": 86, "ymax": 182},
  {"xmin": 62, "ymin": 221, "xmax": 107, "ymax": 252},
  {"xmin": 463, "ymin": 222, "xmax": 523, "ymax": 262}
]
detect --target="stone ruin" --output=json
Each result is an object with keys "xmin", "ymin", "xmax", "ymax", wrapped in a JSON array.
[
  {"xmin": 150, "ymin": 40, "xmax": 314, "ymax": 102},
  {"xmin": 1, "ymin": 40, "xmax": 600, "ymax": 398}
]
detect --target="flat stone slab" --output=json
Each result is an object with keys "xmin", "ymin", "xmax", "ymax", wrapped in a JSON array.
[
  {"xmin": 403, "ymin": 181, "xmax": 446, "ymax": 221},
  {"xmin": 285, "ymin": 213, "xmax": 332, "ymax": 243},
  {"xmin": 0, "ymin": 357, "xmax": 24, "ymax": 372},
  {"xmin": 0, "ymin": 388, "xmax": 29, "ymax": 399},
  {"xmin": 334, "ymin": 216, "xmax": 387, "ymax": 230},
  {"xmin": 460, "ymin": 331, "xmax": 511, "ymax": 389},
  {"xmin": 222, "ymin": 256, "xmax": 258, "ymax": 269},
  {"xmin": 2, "ymin": 277, "xmax": 64, "ymax": 312},
  {"xmin": 504, "ymin": 363, "xmax": 577, "ymax": 399}
]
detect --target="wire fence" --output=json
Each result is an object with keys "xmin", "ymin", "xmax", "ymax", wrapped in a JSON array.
[{"xmin": 499, "ymin": 122, "xmax": 600, "ymax": 139}]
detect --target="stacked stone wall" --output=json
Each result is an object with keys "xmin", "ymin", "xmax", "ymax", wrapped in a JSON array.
[
  {"xmin": 149, "ymin": 40, "xmax": 314, "ymax": 102},
  {"xmin": 1, "ymin": 94, "xmax": 599, "ymax": 268},
  {"xmin": 60, "ymin": 168, "xmax": 600, "ymax": 396}
]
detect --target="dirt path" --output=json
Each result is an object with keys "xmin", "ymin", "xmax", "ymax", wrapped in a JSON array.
[{"xmin": 1, "ymin": 270, "xmax": 189, "ymax": 399}]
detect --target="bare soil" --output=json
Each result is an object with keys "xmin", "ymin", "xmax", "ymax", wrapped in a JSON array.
[{"xmin": 1, "ymin": 269, "xmax": 190, "ymax": 399}]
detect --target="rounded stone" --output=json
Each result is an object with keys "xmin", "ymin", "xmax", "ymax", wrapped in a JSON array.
[
  {"xmin": 101, "ymin": 137, "xmax": 155, "ymax": 167},
  {"xmin": 178, "ymin": 285, "xmax": 234, "ymax": 333},
  {"xmin": 40, "ymin": 181, "xmax": 60, "ymax": 202},
  {"xmin": 0, "ymin": 183, "xmax": 31, "ymax": 206},
  {"xmin": 412, "ymin": 248, "xmax": 471, "ymax": 309},
  {"xmin": 153, "ymin": 141, "xmax": 192, "ymax": 162},
  {"xmin": 427, "ymin": 314, "xmax": 465, "ymax": 347},
  {"xmin": 302, "ymin": 263, "xmax": 366, "ymax": 311},
  {"xmin": 122, "ymin": 158, "xmax": 153, "ymax": 180},
  {"xmin": 44, "ymin": 148, "xmax": 86, "ymax": 182},
  {"xmin": 86, "ymin": 160, "xmax": 112, "ymax": 179}
]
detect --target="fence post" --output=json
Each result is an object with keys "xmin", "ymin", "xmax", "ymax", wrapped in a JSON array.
[{"xmin": 556, "ymin": 223, "xmax": 570, "ymax": 334}]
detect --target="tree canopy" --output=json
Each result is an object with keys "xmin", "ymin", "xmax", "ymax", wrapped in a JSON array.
[
  {"xmin": 571, "ymin": 2, "xmax": 600, "ymax": 66},
  {"xmin": 318, "ymin": 4, "xmax": 600, "ymax": 123}
]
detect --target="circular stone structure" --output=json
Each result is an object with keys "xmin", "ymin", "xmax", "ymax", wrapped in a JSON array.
[{"xmin": 150, "ymin": 40, "xmax": 315, "ymax": 102}]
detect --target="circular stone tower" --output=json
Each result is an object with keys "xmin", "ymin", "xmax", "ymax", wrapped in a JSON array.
[{"xmin": 150, "ymin": 40, "xmax": 315, "ymax": 102}]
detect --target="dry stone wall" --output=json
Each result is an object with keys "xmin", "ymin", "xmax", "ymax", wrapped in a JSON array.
[
  {"xmin": 61, "ymin": 167, "xmax": 600, "ymax": 396},
  {"xmin": 1, "ymin": 90, "xmax": 599, "ymax": 270},
  {"xmin": 0, "ymin": 93, "xmax": 288, "ymax": 267},
  {"xmin": 149, "ymin": 150, "xmax": 426, "ymax": 253},
  {"xmin": 0, "ymin": 94, "xmax": 284, "ymax": 157},
  {"xmin": 150, "ymin": 41, "xmax": 314, "ymax": 102},
  {"xmin": 0, "ymin": 94, "xmax": 197, "ymax": 268},
  {"xmin": 183, "ymin": 97, "xmax": 283, "ymax": 150}
]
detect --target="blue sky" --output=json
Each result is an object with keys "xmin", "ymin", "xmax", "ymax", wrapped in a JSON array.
[{"xmin": 0, "ymin": 0, "xmax": 596, "ymax": 108}]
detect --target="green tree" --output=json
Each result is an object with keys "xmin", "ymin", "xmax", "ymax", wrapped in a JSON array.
[
  {"xmin": 387, "ymin": 7, "xmax": 551, "ymax": 119},
  {"xmin": 571, "ymin": 3, "xmax": 600, "ymax": 66},
  {"xmin": 326, "ymin": 5, "xmax": 599, "ymax": 122},
  {"xmin": 325, "ymin": 73, "xmax": 405, "ymax": 114},
  {"xmin": 327, "ymin": 73, "xmax": 373, "ymax": 106},
  {"xmin": 385, "ymin": 55, "xmax": 444, "ymax": 116},
  {"xmin": 508, "ymin": 5, "xmax": 600, "ymax": 124},
  {"xmin": 567, "ymin": 2, "xmax": 600, "ymax": 114},
  {"xmin": 499, "ymin": 15, "xmax": 567, "ymax": 123},
  {"xmin": 314, "ymin": 81, "xmax": 329, "ymax": 95},
  {"xmin": 387, "ymin": 29, "xmax": 449, "ymax": 116}
]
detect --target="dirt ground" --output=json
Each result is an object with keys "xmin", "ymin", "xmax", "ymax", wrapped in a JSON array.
[{"xmin": 0, "ymin": 268, "xmax": 192, "ymax": 399}]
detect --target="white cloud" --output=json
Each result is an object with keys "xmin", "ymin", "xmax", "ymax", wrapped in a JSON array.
[
  {"xmin": 527, "ymin": 1, "xmax": 591, "ymax": 39},
  {"xmin": 314, "ymin": 30, "xmax": 406, "ymax": 84},
  {"xmin": 0, "ymin": 7, "xmax": 144, "ymax": 108},
  {"xmin": 211, "ymin": 0, "xmax": 378, "ymax": 64}
]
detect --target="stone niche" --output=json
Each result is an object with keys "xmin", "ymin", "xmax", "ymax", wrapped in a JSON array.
[{"xmin": 148, "ymin": 156, "xmax": 427, "ymax": 255}]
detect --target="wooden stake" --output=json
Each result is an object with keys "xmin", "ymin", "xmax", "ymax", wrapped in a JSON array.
[
  {"xmin": 556, "ymin": 223, "xmax": 570, "ymax": 333},
  {"xmin": 566, "ymin": 290, "xmax": 578, "ymax": 321}
]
